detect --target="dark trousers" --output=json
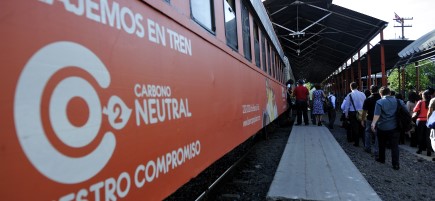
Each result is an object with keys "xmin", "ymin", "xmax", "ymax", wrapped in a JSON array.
[
  {"xmin": 416, "ymin": 120, "xmax": 431, "ymax": 152},
  {"xmin": 310, "ymin": 100, "xmax": 316, "ymax": 124},
  {"xmin": 348, "ymin": 111, "xmax": 364, "ymax": 145},
  {"xmin": 327, "ymin": 108, "xmax": 336, "ymax": 128},
  {"xmin": 377, "ymin": 128, "xmax": 400, "ymax": 166},
  {"xmin": 296, "ymin": 100, "xmax": 308, "ymax": 124}
]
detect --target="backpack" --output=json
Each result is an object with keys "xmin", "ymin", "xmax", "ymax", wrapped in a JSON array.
[
  {"xmin": 324, "ymin": 96, "xmax": 334, "ymax": 111},
  {"xmin": 396, "ymin": 99, "xmax": 413, "ymax": 132}
]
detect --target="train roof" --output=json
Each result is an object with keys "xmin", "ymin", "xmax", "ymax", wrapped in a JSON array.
[{"xmin": 250, "ymin": 0, "xmax": 285, "ymax": 62}]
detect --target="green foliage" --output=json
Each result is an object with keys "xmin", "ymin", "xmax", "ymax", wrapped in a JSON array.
[{"xmin": 388, "ymin": 60, "xmax": 435, "ymax": 93}]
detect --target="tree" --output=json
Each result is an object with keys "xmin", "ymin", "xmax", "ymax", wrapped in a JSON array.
[{"xmin": 388, "ymin": 60, "xmax": 435, "ymax": 94}]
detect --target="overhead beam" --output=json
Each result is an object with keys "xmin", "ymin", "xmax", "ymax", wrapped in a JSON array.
[
  {"xmin": 271, "ymin": 6, "xmax": 288, "ymax": 16},
  {"xmin": 300, "ymin": 13, "xmax": 332, "ymax": 33},
  {"xmin": 303, "ymin": 2, "xmax": 381, "ymax": 28},
  {"xmin": 300, "ymin": 28, "xmax": 327, "ymax": 45},
  {"xmin": 322, "ymin": 37, "xmax": 355, "ymax": 49},
  {"xmin": 304, "ymin": 19, "xmax": 366, "ymax": 40},
  {"xmin": 273, "ymin": 22, "xmax": 296, "ymax": 34}
]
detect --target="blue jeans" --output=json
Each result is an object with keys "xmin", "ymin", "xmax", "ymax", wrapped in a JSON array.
[{"xmin": 365, "ymin": 120, "xmax": 378, "ymax": 156}]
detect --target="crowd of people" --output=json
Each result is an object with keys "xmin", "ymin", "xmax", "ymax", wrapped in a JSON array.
[{"xmin": 286, "ymin": 79, "xmax": 435, "ymax": 170}]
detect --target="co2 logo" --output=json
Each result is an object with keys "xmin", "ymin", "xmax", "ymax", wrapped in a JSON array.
[{"xmin": 14, "ymin": 41, "xmax": 130, "ymax": 184}]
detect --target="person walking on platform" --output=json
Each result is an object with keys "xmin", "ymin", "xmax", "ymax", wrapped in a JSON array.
[
  {"xmin": 327, "ymin": 91, "xmax": 336, "ymax": 129},
  {"xmin": 286, "ymin": 79, "xmax": 294, "ymax": 119},
  {"xmin": 343, "ymin": 82, "xmax": 366, "ymax": 146},
  {"xmin": 309, "ymin": 85, "xmax": 317, "ymax": 125},
  {"xmin": 293, "ymin": 80, "xmax": 309, "ymax": 125},
  {"xmin": 371, "ymin": 87, "xmax": 406, "ymax": 170},
  {"xmin": 414, "ymin": 90, "xmax": 432, "ymax": 156},
  {"xmin": 361, "ymin": 85, "xmax": 381, "ymax": 157},
  {"xmin": 312, "ymin": 83, "xmax": 326, "ymax": 126},
  {"xmin": 406, "ymin": 91, "xmax": 419, "ymax": 147},
  {"xmin": 426, "ymin": 96, "xmax": 435, "ymax": 161}
]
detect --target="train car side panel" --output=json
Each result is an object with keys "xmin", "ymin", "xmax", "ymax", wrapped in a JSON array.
[{"xmin": 0, "ymin": 0, "xmax": 286, "ymax": 200}]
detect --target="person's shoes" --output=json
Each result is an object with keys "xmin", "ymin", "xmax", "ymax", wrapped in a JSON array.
[
  {"xmin": 392, "ymin": 165, "xmax": 400, "ymax": 170},
  {"xmin": 295, "ymin": 123, "xmax": 301, "ymax": 126},
  {"xmin": 318, "ymin": 122, "xmax": 322, "ymax": 126},
  {"xmin": 364, "ymin": 148, "xmax": 371, "ymax": 153},
  {"xmin": 353, "ymin": 144, "xmax": 359, "ymax": 147},
  {"xmin": 416, "ymin": 150, "xmax": 422, "ymax": 154},
  {"xmin": 375, "ymin": 158, "xmax": 385, "ymax": 164},
  {"xmin": 305, "ymin": 123, "xmax": 309, "ymax": 126},
  {"xmin": 427, "ymin": 151, "xmax": 432, "ymax": 157}
]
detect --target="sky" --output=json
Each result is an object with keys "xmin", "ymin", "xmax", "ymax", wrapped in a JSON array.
[{"xmin": 333, "ymin": 0, "xmax": 435, "ymax": 41}]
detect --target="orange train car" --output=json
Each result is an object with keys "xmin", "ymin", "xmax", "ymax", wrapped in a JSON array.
[{"xmin": 0, "ymin": 0, "xmax": 293, "ymax": 200}]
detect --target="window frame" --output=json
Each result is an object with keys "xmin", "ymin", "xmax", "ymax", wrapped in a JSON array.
[
  {"xmin": 190, "ymin": 0, "xmax": 216, "ymax": 34},
  {"xmin": 223, "ymin": 0, "xmax": 239, "ymax": 50}
]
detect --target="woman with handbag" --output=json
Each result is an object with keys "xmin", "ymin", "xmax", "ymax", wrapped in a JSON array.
[
  {"xmin": 413, "ymin": 90, "xmax": 432, "ymax": 156},
  {"xmin": 312, "ymin": 83, "xmax": 326, "ymax": 126}
]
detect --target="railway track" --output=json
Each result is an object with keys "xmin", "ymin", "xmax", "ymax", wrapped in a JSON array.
[{"xmin": 166, "ymin": 116, "xmax": 293, "ymax": 201}]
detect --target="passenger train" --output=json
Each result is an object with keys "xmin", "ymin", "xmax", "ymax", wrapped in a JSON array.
[{"xmin": 0, "ymin": 0, "xmax": 294, "ymax": 200}]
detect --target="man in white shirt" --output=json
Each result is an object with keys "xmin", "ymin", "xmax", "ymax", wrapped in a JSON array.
[{"xmin": 343, "ymin": 82, "xmax": 366, "ymax": 146}]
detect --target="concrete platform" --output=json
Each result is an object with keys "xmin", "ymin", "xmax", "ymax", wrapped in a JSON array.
[{"xmin": 267, "ymin": 125, "xmax": 381, "ymax": 201}]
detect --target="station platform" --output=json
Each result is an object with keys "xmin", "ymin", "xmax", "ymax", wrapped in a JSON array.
[{"xmin": 266, "ymin": 124, "xmax": 381, "ymax": 201}]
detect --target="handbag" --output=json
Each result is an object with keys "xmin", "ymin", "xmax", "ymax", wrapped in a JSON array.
[
  {"xmin": 430, "ymin": 129, "xmax": 435, "ymax": 152},
  {"xmin": 396, "ymin": 99, "xmax": 413, "ymax": 132},
  {"xmin": 427, "ymin": 110, "xmax": 435, "ymax": 129},
  {"xmin": 323, "ymin": 96, "xmax": 334, "ymax": 111}
]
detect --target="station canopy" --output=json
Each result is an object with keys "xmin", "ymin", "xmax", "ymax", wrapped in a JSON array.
[
  {"xmin": 396, "ymin": 28, "xmax": 435, "ymax": 66},
  {"xmin": 263, "ymin": 0, "xmax": 388, "ymax": 83}
]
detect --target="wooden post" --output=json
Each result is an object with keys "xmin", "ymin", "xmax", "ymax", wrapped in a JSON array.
[
  {"xmin": 401, "ymin": 66, "xmax": 406, "ymax": 95},
  {"xmin": 350, "ymin": 58, "xmax": 354, "ymax": 82},
  {"xmin": 415, "ymin": 62, "xmax": 420, "ymax": 91},
  {"xmin": 358, "ymin": 51, "xmax": 362, "ymax": 90},
  {"xmin": 380, "ymin": 30, "xmax": 387, "ymax": 86},
  {"xmin": 367, "ymin": 44, "xmax": 372, "ymax": 87}
]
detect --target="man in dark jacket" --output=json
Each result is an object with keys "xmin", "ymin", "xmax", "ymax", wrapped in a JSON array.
[{"xmin": 361, "ymin": 85, "xmax": 381, "ymax": 157}]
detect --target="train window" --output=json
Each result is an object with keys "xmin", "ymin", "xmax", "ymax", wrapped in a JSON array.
[
  {"xmin": 261, "ymin": 33, "xmax": 266, "ymax": 72},
  {"xmin": 224, "ymin": 0, "xmax": 238, "ymax": 50},
  {"xmin": 191, "ymin": 0, "xmax": 215, "ymax": 32},
  {"xmin": 253, "ymin": 22, "xmax": 260, "ymax": 67},
  {"xmin": 241, "ymin": 1, "xmax": 251, "ymax": 61}
]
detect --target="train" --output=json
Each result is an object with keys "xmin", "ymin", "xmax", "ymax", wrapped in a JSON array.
[{"xmin": 0, "ymin": 0, "xmax": 294, "ymax": 200}]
